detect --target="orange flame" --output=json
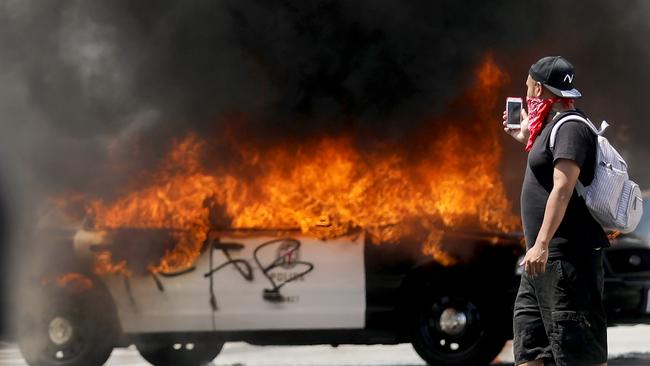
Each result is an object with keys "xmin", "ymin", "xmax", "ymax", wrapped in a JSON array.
[
  {"xmin": 608, "ymin": 231, "xmax": 622, "ymax": 241},
  {"xmin": 41, "ymin": 273, "xmax": 94, "ymax": 294},
  {"xmin": 84, "ymin": 55, "xmax": 518, "ymax": 273},
  {"xmin": 94, "ymin": 250, "xmax": 131, "ymax": 276}
]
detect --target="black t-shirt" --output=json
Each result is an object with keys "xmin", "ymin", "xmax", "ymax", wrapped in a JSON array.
[{"xmin": 520, "ymin": 110, "xmax": 610, "ymax": 257}]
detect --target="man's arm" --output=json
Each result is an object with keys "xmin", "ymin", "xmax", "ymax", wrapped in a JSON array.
[{"xmin": 521, "ymin": 158, "xmax": 581, "ymax": 276}]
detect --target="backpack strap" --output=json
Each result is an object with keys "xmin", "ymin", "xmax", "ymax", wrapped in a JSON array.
[
  {"xmin": 548, "ymin": 112, "xmax": 610, "ymax": 197},
  {"xmin": 549, "ymin": 114, "xmax": 609, "ymax": 150}
]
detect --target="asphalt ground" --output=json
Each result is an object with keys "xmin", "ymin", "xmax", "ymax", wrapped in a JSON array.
[{"xmin": 2, "ymin": 325, "xmax": 649, "ymax": 366}]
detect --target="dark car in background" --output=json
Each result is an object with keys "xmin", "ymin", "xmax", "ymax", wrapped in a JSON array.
[{"xmin": 603, "ymin": 195, "xmax": 650, "ymax": 325}]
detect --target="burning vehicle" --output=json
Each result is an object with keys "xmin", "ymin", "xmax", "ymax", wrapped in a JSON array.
[
  {"xmin": 14, "ymin": 59, "xmax": 527, "ymax": 366},
  {"xmin": 20, "ymin": 227, "xmax": 523, "ymax": 366}
]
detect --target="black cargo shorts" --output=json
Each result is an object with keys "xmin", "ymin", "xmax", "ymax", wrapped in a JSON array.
[{"xmin": 513, "ymin": 249, "xmax": 607, "ymax": 366}]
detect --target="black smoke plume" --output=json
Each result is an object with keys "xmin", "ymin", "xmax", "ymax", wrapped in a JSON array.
[{"xmin": 2, "ymin": 1, "xmax": 649, "ymax": 198}]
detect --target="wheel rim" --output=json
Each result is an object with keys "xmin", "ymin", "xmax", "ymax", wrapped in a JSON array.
[
  {"xmin": 44, "ymin": 313, "xmax": 87, "ymax": 362},
  {"xmin": 171, "ymin": 343, "xmax": 197, "ymax": 351},
  {"xmin": 421, "ymin": 295, "xmax": 484, "ymax": 356},
  {"xmin": 49, "ymin": 317, "xmax": 74, "ymax": 346},
  {"xmin": 438, "ymin": 307, "xmax": 468, "ymax": 336}
]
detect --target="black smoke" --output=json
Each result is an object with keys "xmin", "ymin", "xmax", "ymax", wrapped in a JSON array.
[
  {"xmin": 2, "ymin": 1, "xmax": 650, "ymax": 199},
  {"xmin": 0, "ymin": 0, "xmax": 517, "ymax": 199}
]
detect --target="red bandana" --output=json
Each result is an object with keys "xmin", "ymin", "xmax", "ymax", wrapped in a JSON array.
[{"xmin": 524, "ymin": 97, "xmax": 574, "ymax": 152}]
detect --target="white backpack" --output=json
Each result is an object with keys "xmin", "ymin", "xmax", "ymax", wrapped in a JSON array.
[{"xmin": 550, "ymin": 113, "xmax": 643, "ymax": 233}]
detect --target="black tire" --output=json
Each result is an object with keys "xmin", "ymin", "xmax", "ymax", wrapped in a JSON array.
[
  {"xmin": 409, "ymin": 283, "xmax": 509, "ymax": 366},
  {"xmin": 137, "ymin": 341, "xmax": 224, "ymax": 366},
  {"xmin": 17, "ymin": 282, "xmax": 117, "ymax": 366}
]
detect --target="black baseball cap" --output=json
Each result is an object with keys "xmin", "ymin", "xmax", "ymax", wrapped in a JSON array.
[{"xmin": 529, "ymin": 56, "xmax": 581, "ymax": 98}]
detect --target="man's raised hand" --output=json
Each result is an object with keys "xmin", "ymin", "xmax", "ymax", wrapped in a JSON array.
[{"xmin": 502, "ymin": 107, "xmax": 529, "ymax": 144}]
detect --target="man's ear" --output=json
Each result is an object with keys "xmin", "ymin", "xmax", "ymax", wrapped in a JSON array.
[{"xmin": 535, "ymin": 82, "xmax": 544, "ymax": 98}]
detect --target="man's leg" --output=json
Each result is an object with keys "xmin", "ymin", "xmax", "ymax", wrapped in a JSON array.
[
  {"xmin": 513, "ymin": 271, "xmax": 553, "ymax": 365},
  {"xmin": 543, "ymin": 252, "xmax": 608, "ymax": 366}
]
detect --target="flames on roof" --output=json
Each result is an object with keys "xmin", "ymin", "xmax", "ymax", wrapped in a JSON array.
[{"xmin": 60, "ymin": 55, "xmax": 520, "ymax": 275}]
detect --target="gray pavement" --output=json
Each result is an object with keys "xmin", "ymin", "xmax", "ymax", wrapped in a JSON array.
[{"xmin": 2, "ymin": 325, "xmax": 649, "ymax": 365}]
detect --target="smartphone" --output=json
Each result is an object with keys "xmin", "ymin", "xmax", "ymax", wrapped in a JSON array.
[{"xmin": 506, "ymin": 97, "xmax": 523, "ymax": 129}]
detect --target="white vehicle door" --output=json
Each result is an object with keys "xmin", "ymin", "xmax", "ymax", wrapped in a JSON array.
[
  {"xmin": 207, "ymin": 233, "xmax": 366, "ymax": 330},
  {"xmin": 100, "ymin": 266, "xmax": 216, "ymax": 333},
  {"xmin": 77, "ymin": 230, "xmax": 366, "ymax": 332}
]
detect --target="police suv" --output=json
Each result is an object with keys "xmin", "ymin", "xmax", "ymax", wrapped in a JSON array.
[{"xmin": 17, "ymin": 226, "xmax": 523, "ymax": 366}]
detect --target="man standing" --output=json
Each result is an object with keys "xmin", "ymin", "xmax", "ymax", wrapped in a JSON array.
[{"xmin": 503, "ymin": 56, "xmax": 609, "ymax": 366}]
